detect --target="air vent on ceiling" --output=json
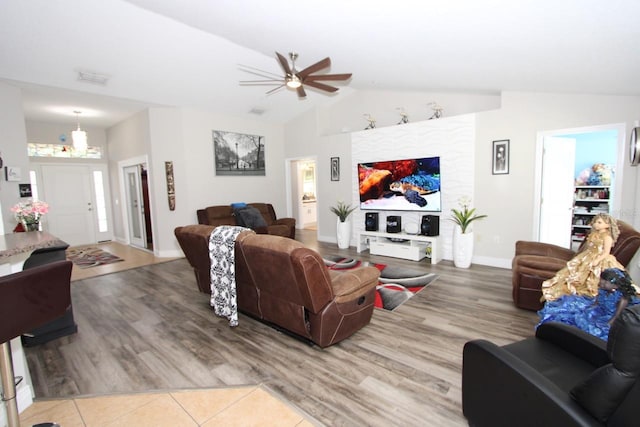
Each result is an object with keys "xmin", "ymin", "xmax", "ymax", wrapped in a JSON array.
[{"xmin": 77, "ymin": 70, "xmax": 110, "ymax": 85}]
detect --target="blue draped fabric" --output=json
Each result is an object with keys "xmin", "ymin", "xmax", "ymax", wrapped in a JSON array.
[{"xmin": 537, "ymin": 289, "xmax": 640, "ymax": 341}]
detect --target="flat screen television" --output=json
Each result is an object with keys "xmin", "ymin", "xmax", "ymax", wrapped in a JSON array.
[{"xmin": 358, "ymin": 156, "xmax": 441, "ymax": 212}]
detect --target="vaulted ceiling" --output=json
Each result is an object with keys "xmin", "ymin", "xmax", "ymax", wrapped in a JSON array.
[{"xmin": 1, "ymin": 0, "xmax": 639, "ymax": 128}]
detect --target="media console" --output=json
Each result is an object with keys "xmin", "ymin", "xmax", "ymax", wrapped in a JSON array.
[{"xmin": 356, "ymin": 231, "xmax": 442, "ymax": 263}]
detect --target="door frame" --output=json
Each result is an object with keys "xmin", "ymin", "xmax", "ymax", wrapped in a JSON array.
[
  {"xmin": 533, "ymin": 122, "xmax": 626, "ymax": 241},
  {"xmin": 285, "ymin": 156, "xmax": 318, "ymax": 231},
  {"xmin": 31, "ymin": 161, "xmax": 114, "ymax": 244},
  {"xmin": 123, "ymin": 164, "xmax": 146, "ymax": 248},
  {"xmin": 118, "ymin": 155, "xmax": 155, "ymax": 251}
]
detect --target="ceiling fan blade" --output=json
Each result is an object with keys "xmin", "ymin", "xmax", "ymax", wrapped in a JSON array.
[
  {"xmin": 298, "ymin": 57, "xmax": 331, "ymax": 79},
  {"xmin": 275, "ymin": 52, "xmax": 292, "ymax": 75},
  {"xmin": 305, "ymin": 73, "xmax": 352, "ymax": 81},
  {"xmin": 266, "ymin": 84, "xmax": 286, "ymax": 95},
  {"xmin": 238, "ymin": 64, "xmax": 283, "ymax": 80},
  {"xmin": 296, "ymin": 86, "xmax": 307, "ymax": 98},
  {"xmin": 240, "ymin": 79, "xmax": 285, "ymax": 86},
  {"xmin": 304, "ymin": 80, "xmax": 338, "ymax": 93}
]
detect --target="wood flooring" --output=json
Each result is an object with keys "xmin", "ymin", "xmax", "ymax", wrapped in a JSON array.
[{"xmin": 25, "ymin": 230, "xmax": 538, "ymax": 426}]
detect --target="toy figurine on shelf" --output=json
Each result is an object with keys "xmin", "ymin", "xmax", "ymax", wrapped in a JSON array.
[
  {"xmin": 427, "ymin": 102, "xmax": 444, "ymax": 119},
  {"xmin": 397, "ymin": 107, "xmax": 409, "ymax": 125},
  {"xmin": 363, "ymin": 114, "xmax": 376, "ymax": 130}
]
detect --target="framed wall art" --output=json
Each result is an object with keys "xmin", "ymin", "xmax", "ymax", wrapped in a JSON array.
[
  {"xmin": 213, "ymin": 130, "xmax": 266, "ymax": 176},
  {"xmin": 330, "ymin": 157, "xmax": 340, "ymax": 181},
  {"xmin": 4, "ymin": 166, "xmax": 21, "ymax": 181},
  {"xmin": 492, "ymin": 140, "xmax": 510, "ymax": 175}
]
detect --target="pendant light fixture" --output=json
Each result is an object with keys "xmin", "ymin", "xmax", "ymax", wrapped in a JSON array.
[{"xmin": 72, "ymin": 110, "xmax": 88, "ymax": 153}]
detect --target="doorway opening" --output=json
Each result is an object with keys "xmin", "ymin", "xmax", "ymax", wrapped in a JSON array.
[
  {"xmin": 285, "ymin": 157, "xmax": 318, "ymax": 232},
  {"xmin": 120, "ymin": 156, "xmax": 154, "ymax": 252},
  {"xmin": 534, "ymin": 123, "xmax": 625, "ymax": 249}
]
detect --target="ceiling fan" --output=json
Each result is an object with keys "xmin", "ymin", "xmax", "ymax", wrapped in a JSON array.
[{"xmin": 239, "ymin": 52, "xmax": 352, "ymax": 98}]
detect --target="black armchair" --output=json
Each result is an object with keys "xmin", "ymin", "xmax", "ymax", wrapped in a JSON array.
[{"xmin": 462, "ymin": 305, "xmax": 640, "ymax": 427}]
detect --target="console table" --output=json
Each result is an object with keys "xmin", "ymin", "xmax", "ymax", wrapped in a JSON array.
[{"xmin": 357, "ymin": 231, "xmax": 442, "ymax": 263}]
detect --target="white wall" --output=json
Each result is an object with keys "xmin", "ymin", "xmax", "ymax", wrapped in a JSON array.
[
  {"xmin": 106, "ymin": 109, "xmax": 152, "ymax": 242},
  {"xmin": 352, "ymin": 115, "xmax": 475, "ymax": 259},
  {"xmin": 285, "ymin": 89, "xmax": 640, "ymax": 268},
  {"xmin": 180, "ymin": 108, "xmax": 287, "ymax": 219},
  {"xmin": 0, "ymin": 82, "xmax": 29, "ymax": 233},
  {"xmin": 474, "ymin": 92, "xmax": 640, "ymax": 266},
  {"xmin": 316, "ymin": 89, "xmax": 500, "ymax": 135},
  {"xmin": 107, "ymin": 107, "xmax": 287, "ymax": 257},
  {"xmin": 26, "ymin": 120, "xmax": 107, "ymax": 149}
]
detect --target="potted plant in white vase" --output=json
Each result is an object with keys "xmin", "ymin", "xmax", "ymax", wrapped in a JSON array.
[
  {"xmin": 330, "ymin": 201, "xmax": 356, "ymax": 249},
  {"xmin": 450, "ymin": 196, "xmax": 487, "ymax": 268}
]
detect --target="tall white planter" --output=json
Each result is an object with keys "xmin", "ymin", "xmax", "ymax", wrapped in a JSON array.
[
  {"xmin": 336, "ymin": 219, "xmax": 352, "ymax": 249},
  {"xmin": 453, "ymin": 226, "xmax": 474, "ymax": 268}
]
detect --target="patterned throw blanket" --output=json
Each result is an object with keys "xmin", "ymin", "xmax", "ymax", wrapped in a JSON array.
[{"xmin": 208, "ymin": 225, "xmax": 253, "ymax": 326}]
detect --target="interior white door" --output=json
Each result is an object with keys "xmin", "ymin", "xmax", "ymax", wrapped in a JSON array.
[
  {"xmin": 124, "ymin": 165, "xmax": 146, "ymax": 248},
  {"xmin": 41, "ymin": 165, "xmax": 96, "ymax": 246},
  {"xmin": 539, "ymin": 137, "xmax": 576, "ymax": 248}
]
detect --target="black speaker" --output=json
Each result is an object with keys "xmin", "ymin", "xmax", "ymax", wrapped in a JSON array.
[
  {"xmin": 421, "ymin": 215, "xmax": 440, "ymax": 236},
  {"xmin": 386, "ymin": 216, "xmax": 402, "ymax": 233},
  {"xmin": 365, "ymin": 212, "xmax": 379, "ymax": 231}
]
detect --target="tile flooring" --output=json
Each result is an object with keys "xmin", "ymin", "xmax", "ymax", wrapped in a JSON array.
[{"xmin": 20, "ymin": 386, "xmax": 315, "ymax": 426}]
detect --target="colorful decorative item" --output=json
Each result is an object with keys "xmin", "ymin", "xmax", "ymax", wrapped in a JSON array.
[{"xmin": 11, "ymin": 199, "xmax": 49, "ymax": 231}]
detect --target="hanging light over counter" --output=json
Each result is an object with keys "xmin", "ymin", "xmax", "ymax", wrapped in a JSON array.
[{"xmin": 72, "ymin": 110, "xmax": 88, "ymax": 153}]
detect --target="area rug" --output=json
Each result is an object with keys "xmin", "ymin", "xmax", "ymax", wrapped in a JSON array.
[
  {"xmin": 66, "ymin": 247, "xmax": 125, "ymax": 269},
  {"xmin": 324, "ymin": 256, "xmax": 439, "ymax": 311}
]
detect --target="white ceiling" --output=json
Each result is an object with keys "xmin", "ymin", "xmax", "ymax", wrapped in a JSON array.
[{"xmin": 1, "ymin": 0, "xmax": 639, "ymax": 128}]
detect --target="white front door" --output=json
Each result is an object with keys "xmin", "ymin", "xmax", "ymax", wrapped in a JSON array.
[
  {"xmin": 124, "ymin": 165, "xmax": 146, "ymax": 248},
  {"xmin": 41, "ymin": 165, "xmax": 96, "ymax": 246},
  {"xmin": 539, "ymin": 137, "xmax": 576, "ymax": 248}
]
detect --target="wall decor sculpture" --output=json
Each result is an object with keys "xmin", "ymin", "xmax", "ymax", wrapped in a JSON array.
[{"xmin": 165, "ymin": 161, "xmax": 175, "ymax": 210}]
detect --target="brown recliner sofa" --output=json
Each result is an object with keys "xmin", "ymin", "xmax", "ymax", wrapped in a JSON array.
[
  {"xmin": 174, "ymin": 224, "xmax": 380, "ymax": 347},
  {"xmin": 512, "ymin": 220, "xmax": 640, "ymax": 311},
  {"xmin": 196, "ymin": 203, "xmax": 296, "ymax": 239}
]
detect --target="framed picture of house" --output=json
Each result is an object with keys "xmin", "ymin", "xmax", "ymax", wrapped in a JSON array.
[
  {"xmin": 331, "ymin": 157, "xmax": 340, "ymax": 181},
  {"xmin": 213, "ymin": 130, "xmax": 266, "ymax": 176},
  {"xmin": 492, "ymin": 140, "xmax": 509, "ymax": 175}
]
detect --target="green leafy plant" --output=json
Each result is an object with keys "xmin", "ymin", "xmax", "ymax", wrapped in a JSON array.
[
  {"xmin": 450, "ymin": 196, "xmax": 487, "ymax": 234},
  {"xmin": 330, "ymin": 201, "xmax": 357, "ymax": 222}
]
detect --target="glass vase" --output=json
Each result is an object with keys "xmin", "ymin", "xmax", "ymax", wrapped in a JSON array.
[{"xmin": 21, "ymin": 219, "xmax": 40, "ymax": 232}]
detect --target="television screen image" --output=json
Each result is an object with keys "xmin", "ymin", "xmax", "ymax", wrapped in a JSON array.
[{"xmin": 358, "ymin": 156, "xmax": 441, "ymax": 212}]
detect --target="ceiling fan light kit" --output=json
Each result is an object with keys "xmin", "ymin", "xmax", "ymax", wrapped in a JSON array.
[{"xmin": 240, "ymin": 51, "xmax": 352, "ymax": 98}]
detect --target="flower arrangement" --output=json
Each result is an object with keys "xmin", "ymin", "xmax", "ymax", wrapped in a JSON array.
[
  {"xmin": 450, "ymin": 196, "xmax": 487, "ymax": 234},
  {"xmin": 330, "ymin": 201, "xmax": 356, "ymax": 223},
  {"xmin": 11, "ymin": 199, "xmax": 49, "ymax": 226}
]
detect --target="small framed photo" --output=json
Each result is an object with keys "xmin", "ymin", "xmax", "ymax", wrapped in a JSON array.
[
  {"xmin": 4, "ymin": 166, "xmax": 21, "ymax": 181},
  {"xmin": 19, "ymin": 184, "xmax": 32, "ymax": 197},
  {"xmin": 330, "ymin": 157, "xmax": 340, "ymax": 181},
  {"xmin": 492, "ymin": 140, "xmax": 509, "ymax": 175}
]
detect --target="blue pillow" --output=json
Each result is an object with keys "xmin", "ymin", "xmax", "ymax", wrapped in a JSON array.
[{"xmin": 230, "ymin": 202, "xmax": 247, "ymax": 209}]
